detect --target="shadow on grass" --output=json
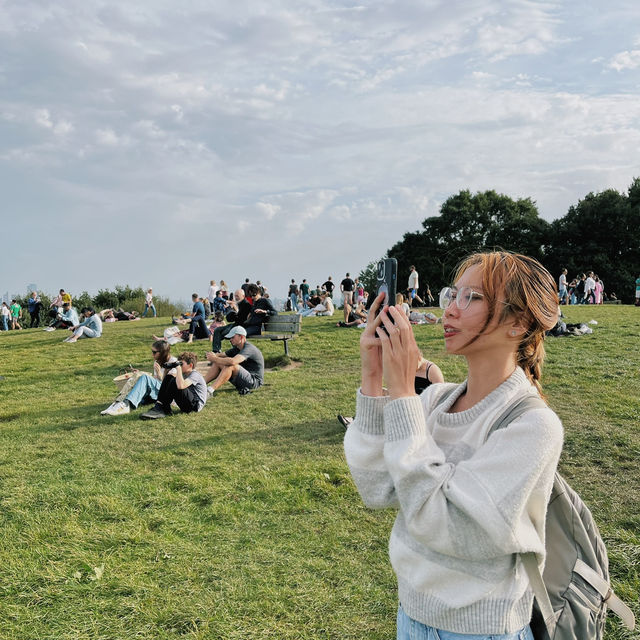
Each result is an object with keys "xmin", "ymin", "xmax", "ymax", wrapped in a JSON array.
[{"xmin": 154, "ymin": 419, "xmax": 345, "ymax": 457}]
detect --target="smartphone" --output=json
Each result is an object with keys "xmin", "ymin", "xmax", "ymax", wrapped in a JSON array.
[{"xmin": 375, "ymin": 258, "xmax": 397, "ymax": 310}]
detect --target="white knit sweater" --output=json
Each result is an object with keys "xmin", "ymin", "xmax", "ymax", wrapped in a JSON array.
[{"xmin": 344, "ymin": 367, "xmax": 563, "ymax": 635}]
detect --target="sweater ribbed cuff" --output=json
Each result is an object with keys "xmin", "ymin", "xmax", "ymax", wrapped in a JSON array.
[
  {"xmin": 355, "ymin": 389, "xmax": 389, "ymax": 435},
  {"xmin": 384, "ymin": 395, "xmax": 426, "ymax": 441}
]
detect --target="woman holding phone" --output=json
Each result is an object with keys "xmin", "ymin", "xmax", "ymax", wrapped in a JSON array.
[{"xmin": 344, "ymin": 251, "xmax": 563, "ymax": 640}]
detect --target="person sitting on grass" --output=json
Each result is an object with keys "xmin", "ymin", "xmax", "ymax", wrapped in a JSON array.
[
  {"xmin": 45, "ymin": 302, "xmax": 79, "ymax": 331},
  {"xmin": 301, "ymin": 292, "xmax": 335, "ymax": 317},
  {"xmin": 336, "ymin": 300, "xmax": 367, "ymax": 327},
  {"xmin": 186, "ymin": 294, "xmax": 210, "ymax": 343},
  {"xmin": 101, "ymin": 340, "xmax": 178, "ymax": 416},
  {"xmin": 203, "ymin": 326, "xmax": 264, "ymax": 397},
  {"xmin": 140, "ymin": 352, "xmax": 207, "ymax": 420},
  {"xmin": 64, "ymin": 307, "xmax": 102, "ymax": 343}
]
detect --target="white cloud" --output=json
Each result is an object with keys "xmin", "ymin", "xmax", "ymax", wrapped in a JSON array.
[{"xmin": 607, "ymin": 49, "xmax": 640, "ymax": 71}]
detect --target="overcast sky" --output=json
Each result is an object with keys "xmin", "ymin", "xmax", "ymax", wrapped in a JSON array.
[{"xmin": 3, "ymin": 0, "xmax": 640, "ymax": 303}]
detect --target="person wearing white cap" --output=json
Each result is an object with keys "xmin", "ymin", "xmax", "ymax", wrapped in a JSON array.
[{"xmin": 203, "ymin": 325, "xmax": 264, "ymax": 396}]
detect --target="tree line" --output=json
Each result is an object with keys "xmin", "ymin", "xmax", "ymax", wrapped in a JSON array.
[{"xmin": 360, "ymin": 178, "xmax": 640, "ymax": 303}]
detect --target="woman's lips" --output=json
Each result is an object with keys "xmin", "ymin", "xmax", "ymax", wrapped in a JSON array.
[{"xmin": 443, "ymin": 324, "xmax": 459, "ymax": 338}]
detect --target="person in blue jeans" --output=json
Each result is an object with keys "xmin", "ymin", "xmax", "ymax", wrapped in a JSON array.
[
  {"xmin": 345, "ymin": 251, "xmax": 563, "ymax": 640},
  {"xmin": 186, "ymin": 293, "xmax": 210, "ymax": 343},
  {"xmin": 1, "ymin": 302, "xmax": 10, "ymax": 331},
  {"xmin": 101, "ymin": 340, "xmax": 176, "ymax": 415},
  {"xmin": 288, "ymin": 279, "xmax": 299, "ymax": 312},
  {"xmin": 142, "ymin": 288, "xmax": 157, "ymax": 317}
]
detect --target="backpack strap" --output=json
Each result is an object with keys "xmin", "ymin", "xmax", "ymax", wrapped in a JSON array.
[{"xmin": 486, "ymin": 395, "xmax": 558, "ymax": 638}]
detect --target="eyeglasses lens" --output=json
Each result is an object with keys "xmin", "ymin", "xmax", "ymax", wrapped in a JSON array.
[{"xmin": 439, "ymin": 287, "xmax": 451, "ymax": 310}]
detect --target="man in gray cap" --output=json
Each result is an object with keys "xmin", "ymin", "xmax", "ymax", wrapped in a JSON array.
[{"xmin": 203, "ymin": 326, "xmax": 264, "ymax": 396}]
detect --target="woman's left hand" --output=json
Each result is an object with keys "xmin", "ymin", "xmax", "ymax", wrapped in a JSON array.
[{"xmin": 376, "ymin": 305, "xmax": 420, "ymax": 400}]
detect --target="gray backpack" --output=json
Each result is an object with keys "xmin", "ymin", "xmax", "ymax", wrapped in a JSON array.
[{"xmin": 434, "ymin": 389, "xmax": 636, "ymax": 639}]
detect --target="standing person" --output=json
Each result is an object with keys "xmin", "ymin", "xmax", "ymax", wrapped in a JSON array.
[
  {"xmin": 205, "ymin": 280, "xmax": 218, "ymax": 313},
  {"xmin": 575, "ymin": 274, "xmax": 586, "ymax": 305},
  {"xmin": 340, "ymin": 272, "xmax": 355, "ymax": 307},
  {"xmin": 1, "ymin": 302, "xmax": 10, "ymax": 331},
  {"xmin": 558, "ymin": 268, "xmax": 568, "ymax": 304},
  {"xmin": 594, "ymin": 275, "xmax": 603, "ymax": 304},
  {"xmin": 219, "ymin": 280, "xmax": 229, "ymax": 300},
  {"xmin": 27, "ymin": 291, "xmax": 42, "ymax": 328},
  {"xmin": 407, "ymin": 266, "xmax": 426, "ymax": 306},
  {"xmin": 584, "ymin": 271, "xmax": 596, "ymax": 304},
  {"xmin": 344, "ymin": 251, "xmax": 563, "ymax": 640},
  {"xmin": 142, "ymin": 288, "xmax": 157, "ymax": 317},
  {"xmin": 288, "ymin": 279, "xmax": 300, "ymax": 312},
  {"xmin": 65, "ymin": 307, "xmax": 102, "ymax": 342},
  {"xmin": 322, "ymin": 276, "xmax": 335, "ymax": 298},
  {"xmin": 9, "ymin": 299, "xmax": 22, "ymax": 330},
  {"xmin": 186, "ymin": 294, "xmax": 210, "ymax": 343},
  {"xmin": 300, "ymin": 279, "xmax": 310, "ymax": 309},
  {"xmin": 635, "ymin": 274, "xmax": 640, "ymax": 306}
]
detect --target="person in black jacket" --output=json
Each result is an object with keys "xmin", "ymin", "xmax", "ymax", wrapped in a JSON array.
[
  {"xmin": 244, "ymin": 284, "xmax": 277, "ymax": 336},
  {"xmin": 211, "ymin": 289, "xmax": 252, "ymax": 352}
]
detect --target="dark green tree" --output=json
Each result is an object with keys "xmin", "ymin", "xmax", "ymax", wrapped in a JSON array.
[
  {"xmin": 386, "ymin": 189, "xmax": 550, "ymax": 294},
  {"xmin": 546, "ymin": 180, "xmax": 640, "ymax": 302}
]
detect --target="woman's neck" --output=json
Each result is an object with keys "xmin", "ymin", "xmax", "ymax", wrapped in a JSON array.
[{"xmin": 453, "ymin": 353, "xmax": 518, "ymax": 412}]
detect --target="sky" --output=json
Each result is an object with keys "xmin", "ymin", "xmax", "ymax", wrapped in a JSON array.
[{"xmin": 2, "ymin": 0, "xmax": 640, "ymax": 304}]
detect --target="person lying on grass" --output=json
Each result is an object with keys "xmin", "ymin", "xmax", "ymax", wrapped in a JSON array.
[
  {"xmin": 203, "ymin": 326, "xmax": 264, "ymax": 397},
  {"xmin": 101, "ymin": 340, "xmax": 178, "ymax": 416},
  {"xmin": 64, "ymin": 307, "xmax": 102, "ymax": 343},
  {"xmin": 140, "ymin": 352, "xmax": 207, "ymax": 420}
]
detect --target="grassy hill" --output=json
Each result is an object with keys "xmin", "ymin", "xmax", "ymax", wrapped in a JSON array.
[{"xmin": 0, "ymin": 307, "xmax": 638, "ymax": 639}]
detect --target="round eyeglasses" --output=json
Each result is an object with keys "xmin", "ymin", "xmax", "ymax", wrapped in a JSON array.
[{"xmin": 439, "ymin": 286, "xmax": 484, "ymax": 311}]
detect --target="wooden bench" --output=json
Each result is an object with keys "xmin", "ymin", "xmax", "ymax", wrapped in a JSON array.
[{"xmin": 248, "ymin": 314, "xmax": 302, "ymax": 356}]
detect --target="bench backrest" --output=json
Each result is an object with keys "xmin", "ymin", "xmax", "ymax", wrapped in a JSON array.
[{"xmin": 263, "ymin": 314, "xmax": 301, "ymax": 334}]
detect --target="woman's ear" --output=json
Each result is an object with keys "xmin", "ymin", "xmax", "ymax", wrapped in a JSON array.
[{"xmin": 508, "ymin": 320, "xmax": 528, "ymax": 338}]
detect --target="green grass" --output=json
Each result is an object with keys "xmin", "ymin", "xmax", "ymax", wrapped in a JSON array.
[{"xmin": 0, "ymin": 308, "xmax": 638, "ymax": 639}]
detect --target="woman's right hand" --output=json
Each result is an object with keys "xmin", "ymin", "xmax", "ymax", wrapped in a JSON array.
[{"xmin": 359, "ymin": 292, "xmax": 386, "ymax": 396}]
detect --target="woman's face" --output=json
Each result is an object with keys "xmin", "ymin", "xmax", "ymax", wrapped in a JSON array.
[
  {"xmin": 442, "ymin": 264, "xmax": 512, "ymax": 357},
  {"xmin": 151, "ymin": 347, "xmax": 161, "ymax": 361}
]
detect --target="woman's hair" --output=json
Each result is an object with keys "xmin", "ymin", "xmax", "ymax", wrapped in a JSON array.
[
  {"xmin": 152, "ymin": 339, "xmax": 171, "ymax": 366},
  {"xmin": 396, "ymin": 292, "xmax": 404, "ymax": 304},
  {"xmin": 214, "ymin": 311, "xmax": 224, "ymax": 322},
  {"xmin": 453, "ymin": 251, "xmax": 558, "ymax": 395},
  {"xmin": 81, "ymin": 306, "xmax": 95, "ymax": 314}
]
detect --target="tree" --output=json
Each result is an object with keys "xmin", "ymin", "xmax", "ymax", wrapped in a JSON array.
[
  {"xmin": 386, "ymin": 189, "xmax": 550, "ymax": 294},
  {"xmin": 546, "ymin": 181, "xmax": 640, "ymax": 302}
]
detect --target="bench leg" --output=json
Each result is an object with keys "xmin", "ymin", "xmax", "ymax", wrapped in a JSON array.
[{"xmin": 284, "ymin": 339, "xmax": 289, "ymax": 357}]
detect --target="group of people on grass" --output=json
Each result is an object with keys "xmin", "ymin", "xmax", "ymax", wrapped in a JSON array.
[{"xmin": 5, "ymin": 253, "xmax": 634, "ymax": 638}]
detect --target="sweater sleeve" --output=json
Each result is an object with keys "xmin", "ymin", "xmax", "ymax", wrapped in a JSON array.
[
  {"xmin": 344, "ymin": 390, "xmax": 398, "ymax": 509},
  {"xmin": 383, "ymin": 396, "xmax": 562, "ymax": 560}
]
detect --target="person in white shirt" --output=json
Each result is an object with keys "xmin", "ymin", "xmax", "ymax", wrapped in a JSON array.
[
  {"xmin": 345, "ymin": 251, "xmax": 562, "ymax": 640},
  {"xmin": 558, "ymin": 268, "xmax": 568, "ymax": 304},
  {"xmin": 1, "ymin": 302, "xmax": 10, "ymax": 331},
  {"xmin": 407, "ymin": 265, "xmax": 426, "ymax": 306},
  {"xmin": 583, "ymin": 272, "xmax": 596, "ymax": 304},
  {"xmin": 142, "ymin": 288, "xmax": 157, "ymax": 317}
]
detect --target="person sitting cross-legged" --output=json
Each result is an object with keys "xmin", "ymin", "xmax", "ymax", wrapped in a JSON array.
[
  {"xmin": 203, "ymin": 326, "xmax": 264, "ymax": 397},
  {"xmin": 140, "ymin": 352, "xmax": 207, "ymax": 420}
]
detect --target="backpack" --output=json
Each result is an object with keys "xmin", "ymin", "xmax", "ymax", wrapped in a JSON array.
[{"xmin": 434, "ymin": 389, "xmax": 635, "ymax": 639}]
